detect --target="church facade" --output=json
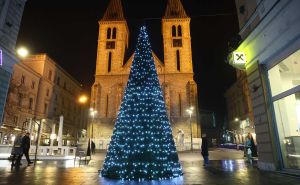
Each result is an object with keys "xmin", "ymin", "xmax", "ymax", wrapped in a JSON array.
[{"xmin": 90, "ymin": 0, "xmax": 200, "ymax": 148}]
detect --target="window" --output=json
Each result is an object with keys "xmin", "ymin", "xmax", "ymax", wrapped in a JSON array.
[
  {"xmin": 17, "ymin": 93, "xmax": 22, "ymax": 106},
  {"xmin": 55, "ymin": 94, "xmax": 58, "ymax": 102},
  {"xmin": 172, "ymin": 25, "xmax": 176, "ymax": 37},
  {"xmin": 106, "ymin": 95, "xmax": 109, "ymax": 117},
  {"xmin": 177, "ymin": 25, "xmax": 182, "ymax": 37},
  {"xmin": 13, "ymin": 116, "xmax": 18, "ymax": 124},
  {"xmin": 173, "ymin": 39, "xmax": 182, "ymax": 47},
  {"xmin": 112, "ymin": 27, "xmax": 117, "ymax": 39},
  {"xmin": 29, "ymin": 98, "xmax": 33, "ymax": 110},
  {"xmin": 106, "ymin": 41, "xmax": 115, "ymax": 49},
  {"xmin": 46, "ymin": 88, "xmax": 50, "ymax": 96},
  {"xmin": 21, "ymin": 75, "xmax": 25, "ymax": 84},
  {"xmin": 57, "ymin": 77, "xmax": 60, "ymax": 85},
  {"xmin": 108, "ymin": 52, "xmax": 112, "ymax": 72},
  {"xmin": 107, "ymin": 28, "xmax": 111, "ymax": 39},
  {"xmin": 31, "ymin": 81, "xmax": 35, "ymax": 89},
  {"xmin": 176, "ymin": 50, "xmax": 180, "ymax": 71},
  {"xmin": 44, "ymin": 103, "xmax": 48, "ymax": 114},
  {"xmin": 268, "ymin": 49, "xmax": 300, "ymax": 170},
  {"xmin": 63, "ymin": 82, "xmax": 66, "ymax": 89},
  {"xmin": 178, "ymin": 93, "xmax": 182, "ymax": 117},
  {"xmin": 48, "ymin": 70, "xmax": 52, "ymax": 81}
]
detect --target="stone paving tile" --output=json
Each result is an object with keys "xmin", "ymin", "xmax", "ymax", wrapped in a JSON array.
[{"xmin": 0, "ymin": 157, "xmax": 299, "ymax": 185}]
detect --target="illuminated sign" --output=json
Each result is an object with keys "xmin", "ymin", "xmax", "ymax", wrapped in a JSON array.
[
  {"xmin": 0, "ymin": 49, "xmax": 2, "ymax": 66},
  {"xmin": 233, "ymin": 51, "xmax": 246, "ymax": 64}
]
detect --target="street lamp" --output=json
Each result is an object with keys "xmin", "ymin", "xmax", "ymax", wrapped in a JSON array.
[
  {"xmin": 186, "ymin": 106, "xmax": 194, "ymax": 151},
  {"xmin": 78, "ymin": 95, "xmax": 88, "ymax": 104},
  {"xmin": 89, "ymin": 108, "xmax": 97, "ymax": 139},
  {"xmin": 16, "ymin": 47, "xmax": 29, "ymax": 58}
]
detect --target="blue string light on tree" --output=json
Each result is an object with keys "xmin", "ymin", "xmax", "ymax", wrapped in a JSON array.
[{"xmin": 100, "ymin": 25, "xmax": 183, "ymax": 181}]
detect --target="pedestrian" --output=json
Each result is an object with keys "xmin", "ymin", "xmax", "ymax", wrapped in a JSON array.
[
  {"xmin": 10, "ymin": 133, "xmax": 23, "ymax": 167},
  {"xmin": 91, "ymin": 140, "xmax": 96, "ymax": 155},
  {"xmin": 201, "ymin": 133, "xmax": 209, "ymax": 166},
  {"xmin": 245, "ymin": 135, "xmax": 253, "ymax": 165},
  {"xmin": 22, "ymin": 132, "xmax": 33, "ymax": 165},
  {"xmin": 177, "ymin": 129, "xmax": 184, "ymax": 151},
  {"xmin": 247, "ymin": 133, "xmax": 258, "ymax": 157}
]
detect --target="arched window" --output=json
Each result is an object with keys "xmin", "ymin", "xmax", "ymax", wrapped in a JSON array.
[
  {"xmin": 176, "ymin": 50, "xmax": 180, "ymax": 71},
  {"xmin": 178, "ymin": 93, "xmax": 182, "ymax": 117},
  {"xmin": 112, "ymin": 27, "xmax": 117, "ymax": 39},
  {"xmin": 172, "ymin": 25, "xmax": 176, "ymax": 37},
  {"xmin": 177, "ymin": 25, "xmax": 182, "ymax": 37},
  {"xmin": 108, "ymin": 52, "xmax": 112, "ymax": 72},
  {"xmin": 107, "ymin": 28, "xmax": 111, "ymax": 39}
]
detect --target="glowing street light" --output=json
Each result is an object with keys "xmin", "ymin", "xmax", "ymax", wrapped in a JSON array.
[
  {"xmin": 89, "ymin": 108, "xmax": 97, "ymax": 139},
  {"xmin": 186, "ymin": 106, "xmax": 194, "ymax": 151},
  {"xmin": 17, "ymin": 47, "xmax": 29, "ymax": 58},
  {"xmin": 78, "ymin": 95, "xmax": 88, "ymax": 104}
]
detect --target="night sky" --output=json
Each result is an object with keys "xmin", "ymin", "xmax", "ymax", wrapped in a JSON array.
[{"xmin": 17, "ymin": 0, "xmax": 239, "ymax": 127}]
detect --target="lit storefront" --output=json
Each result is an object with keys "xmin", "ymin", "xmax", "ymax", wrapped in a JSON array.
[
  {"xmin": 268, "ymin": 49, "xmax": 300, "ymax": 170},
  {"xmin": 227, "ymin": 0, "xmax": 300, "ymax": 172}
]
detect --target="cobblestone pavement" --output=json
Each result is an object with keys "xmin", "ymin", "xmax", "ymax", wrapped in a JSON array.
[{"xmin": 0, "ymin": 150, "xmax": 299, "ymax": 185}]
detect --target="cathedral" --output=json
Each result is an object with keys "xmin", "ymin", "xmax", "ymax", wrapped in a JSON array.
[{"xmin": 90, "ymin": 0, "xmax": 200, "ymax": 147}]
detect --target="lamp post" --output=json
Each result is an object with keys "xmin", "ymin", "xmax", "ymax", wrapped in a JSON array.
[
  {"xmin": 16, "ymin": 47, "xmax": 29, "ymax": 58},
  {"xmin": 89, "ymin": 108, "xmax": 97, "ymax": 140},
  {"xmin": 186, "ymin": 107, "xmax": 194, "ymax": 151}
]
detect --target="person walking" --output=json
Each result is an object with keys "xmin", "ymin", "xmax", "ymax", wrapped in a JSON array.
[
  {"xmin": 245, "ymin": 135, "xmax": 253, "ymax": 165},
  {"xmin": 91, "ymin": 140, "xmax": 96, "ymax": 155},
  {"xmin": 22, "ymin": 132, "xmax": 33, "ymax": 165},
  {"xmin": 247, "ymin": 133, "xmax": 258, "ymax": 157},
  {"xmin": 10, "ymin": 133, "xmax": 23, "ymax": 168},
  {"xmin": 201, "ymin": 133, "xmax": 209, "ymax": 166}
]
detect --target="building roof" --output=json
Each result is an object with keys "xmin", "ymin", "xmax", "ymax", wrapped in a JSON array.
[
  {"xmin": 101, "ymin": 0, "xmax": 125, "ymax": 21},
  {"xmin": 164, "ymin": 0, "xmax": 189, "ymax": 19}
]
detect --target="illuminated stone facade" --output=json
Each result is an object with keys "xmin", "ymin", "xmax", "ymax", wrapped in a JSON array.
[{"xmin": 91, "ymin": 0, "xmax": 200, "ymax": 145}]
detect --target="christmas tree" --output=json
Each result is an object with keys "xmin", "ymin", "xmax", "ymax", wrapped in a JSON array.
[{"xmin": 100, "ymin": 25, "xmax": 183, "ymax": 181}]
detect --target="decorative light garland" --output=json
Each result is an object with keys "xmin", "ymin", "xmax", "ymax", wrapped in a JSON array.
[{"xmin": 100, "ymin": 25, "xmax": 183, "ymax": 181}]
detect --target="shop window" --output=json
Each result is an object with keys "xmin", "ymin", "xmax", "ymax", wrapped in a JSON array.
[
  {"xmin": 273, "ymin": 92, "xmax": 300, "ymax": 169},
  {"xmin": 268, "ymin": 49, "xmax": 300, "ymax": 96},
  {"xmin": 268, "ymin": 49, "xmax": 300, "ymax": 170}
]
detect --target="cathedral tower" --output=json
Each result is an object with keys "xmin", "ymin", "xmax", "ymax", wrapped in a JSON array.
[{"xmin": 91, "ymin": 0, "xmax": 200, "ymax": 146}]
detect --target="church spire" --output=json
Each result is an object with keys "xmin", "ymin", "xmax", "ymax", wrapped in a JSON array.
[
  {"xmin": 101, "ymin": 0, "xmax": 125, "ymax": 21},
  {"xmin": 164, "ymin": 0, "xmax": 189, "ymax": 18}
]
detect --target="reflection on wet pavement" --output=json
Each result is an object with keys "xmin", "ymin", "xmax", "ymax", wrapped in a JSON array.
[{"xmin": 0, "ymin": 159, "xmax": 299, "ymax": 185}]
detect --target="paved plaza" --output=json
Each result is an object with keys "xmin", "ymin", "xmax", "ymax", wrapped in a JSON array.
[{"xmin": 0, "ymin": 149, "xmax": 299, "ymax": 185}]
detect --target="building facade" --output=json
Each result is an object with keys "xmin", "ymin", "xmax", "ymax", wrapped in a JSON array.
[
  {"xmin": 0, "ymin": 0, "xmax": 27, "ymax": 125},
  {"xmin": 0, "ymin": 54, "xmax": 88, "ymax": 146},
  {"xmin": 91, "ymin": 0, "xmax": 199, "ymax": 149},
  {"xmin": 228, "ymin": 0, "xmax": 300, "ymax": 172},
  {"xmin": 224, "ymin": 70, "xmax": 255, "ymax": 144}
]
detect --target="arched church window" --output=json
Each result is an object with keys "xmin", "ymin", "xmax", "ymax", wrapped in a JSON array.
[
  {"xmin": 108, "ymin": 52, "xmax": 112, "ymax": 72},
  {"xmin": 172, "ymin": 25, "xmax": 176, "ymax": 37},
  {"xmin": 176, "ymin": 50, "xmax": 180, "ymax": 71},
  {"xmin": 107, "ymin": 28, "xmax": 111, "ymax": 39},
  {"xmin": 177, "ymin": 25, "xmax": 182, "ymax": 37},
  {"xmin": 112, "ymin": 27, "xmax": 117, "ymax": 39}
]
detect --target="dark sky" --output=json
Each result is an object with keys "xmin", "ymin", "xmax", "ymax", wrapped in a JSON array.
[{"xmin": 17, "ymin": 0, "xmax": 239, "ymax": 127}]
